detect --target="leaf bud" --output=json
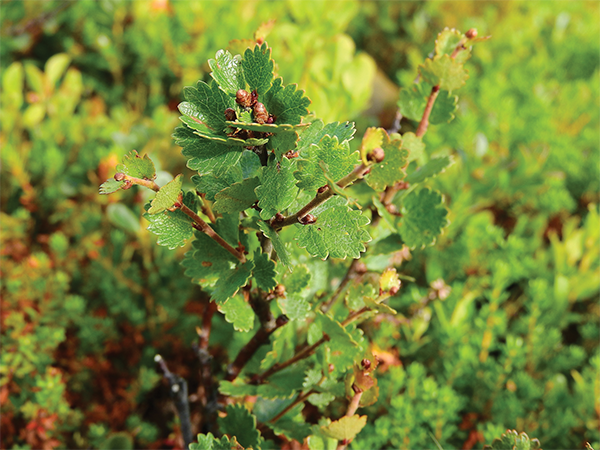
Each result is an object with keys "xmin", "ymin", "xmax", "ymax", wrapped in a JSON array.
[
  {"xmin": 276, "ymin": 315, "xmax": 289, "ymax": 327},
  {"xmin": 367, "ymin": 147, "xmax": 385, "ymax": 163},
  {"xmin": 114, "ymin": 172, "xmax": 126, "ymax": 181},
  {"xmin": 274, "ymin": 284, "xmax": 286, "ymax": 297},
  {"xmin": 235, "ymin": 89, "xmax": 252, "ymax": 107},
  {"xmin": 250, "ymin": 90, "xmax": 258, "ymax": 106},
  {"xmin": 465, "ymin": 28, "xmax": 478, "ymax": 39},
  {"xmin": 253, "ymin": 102, "xmax": 269, "ymax": 124},
  {"xmin": 389, "ymin": 285, "xmax": 400, "ymax": 296},
  {"xmin": 299, "ymin": 214, "xmax": 317, "ymax": 225},
  {"xmin": 361, "ymin": 358, "xmax": 371, "ymax": 370},
  {"xmin": 355, "ymin": 262, "xmax": 368, "ymax": 274},
  {"xmin": 317, "ymin": 185, "xmax": 329, "ymax": 194},
  {"xmin": 284, "ymin": 150, "xmax": 299, "ymax": 159},
  {"xmin": 266, "ymin": 114, "xmax": 275, "ymax": 124},
  {"xmin": 224, "ymin": 108, "xmax": 237, "ymax": 121}
]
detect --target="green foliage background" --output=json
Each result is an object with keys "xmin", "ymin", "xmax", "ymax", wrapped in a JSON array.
[{"xmin": 1, "ymin": 1, "xmax": 598, "ymax": 449}]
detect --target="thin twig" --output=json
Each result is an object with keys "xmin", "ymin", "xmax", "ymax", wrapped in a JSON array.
[
  {"xmin": 254, "ymin": 334, "xmax": 330, "ymax": 383},
  {"xmin": 321, "ymin": 259, "xmax": 361, "ymax": 313},
  {"xmin": 179, "ymin": 203, "xmax": 246, "ymax": 263},
  {"xmin": 225, "ymin": 315, "xmax": 289, "ymax": 382},
  {"xmin": 270, "ymin": 389, "xmax": 316, "ymax": 424},
  {"xmin": 336, "ymin": 389, "xmax": 364, "ymax": 450},
  {"xmin": 274, "ymin": 163, "xmax": 370, "ymax": 229},
  {"xmin": 154, "ymin": 354, "xmax": 193, "ymax": 448}
]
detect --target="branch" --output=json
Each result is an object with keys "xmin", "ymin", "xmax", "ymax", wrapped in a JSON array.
[
  {"xmin": 269, "ymin": 388, "xmax": 316, "ymax": 424},
  {"xmin": 384, "ymin": 34, "xmax": 471, "ymax": 206},
  {"xmin": 179, "ymin": 203, "xmax": 246, "ymax": 264},
  {"xmin": 116, "ymin": 173, "xmax": 160, "ymax": 192},
  {"xmin": 225, "ymin": 315, "xmax": 289, "ymax": 382},
  {"xmin": 274, "ymin": 163, "xmax": 370, "ymax": 229},
  {"xmin": 154, "ymin": 354, "xmax": 193, "ymax": 448},
  {"xmin": 321, "ymin": 259, "xmax": 366, "ymax": 313},
  {"xmin": 194, "ymin": 300, "xmax": 218, "ymax": 433},
  {"xmin": 254, "ymin": 334, "xmax": 330, "ymax": 383},
  {"xmin": 336, "ymin": 389, "xmax": 364, "ymax": 450}
]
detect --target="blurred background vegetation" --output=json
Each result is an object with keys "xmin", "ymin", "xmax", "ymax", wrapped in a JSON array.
[{"xmin": 1, "ymin": 1, "xmax": 598, "ymax": 449}]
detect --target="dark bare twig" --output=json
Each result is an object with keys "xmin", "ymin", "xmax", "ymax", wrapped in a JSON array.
[{"xmin": 155, "ymin": 354, "xmax": 193, "ymax": 448}]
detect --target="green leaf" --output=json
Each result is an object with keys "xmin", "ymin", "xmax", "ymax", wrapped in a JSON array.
[
  {"xmin": 213, "ymin": 177, "xmax": 260, "ymax": 214},
  {"xmin": 278, "ymin": 295, "xmax": 311, "ymax": 321},
  {"xmin": 260, "ymin": 326, "xmax": 296, "ymax": 370},
  {"xmin": 295, "ymin": 135, "xmax": 358, "ymax": 193},
  {"xmin": 282, "ymin": 264, "xmax": 311, "ymax": 293},
  {"xmin": 218, "ymin": 295, "xmax": 255, "ymax": 332},
  {"xmin": 399, "ymin": 187, "xmax": 449, "ymax": 248},
  {"xmin": 364, "ymin": 296, "xmax": 397, "ymax": 315},
  {"xmin": 209, "ymin": 50, "xmax": 244, "ymax": 96},
  {"xmin": 240, "ymin": 150, "xmax": 262, "ymax": 178},
  {"xmin": 226, "ymin": 121, "xmax": 307, "ymax": 134},
  {"xmin": 321, "ymin": 415, "xmax": 367, "ymax": 441},
  {"xmin": 219, "ymin": 380, "xmax": 258, "ymax": 397},
  {"xmin": 369, "ymin": 234, "xmax": 404, "ymax": 255},
  {"xmin": 180, "ymin": 115, "xmax": 269, "ymax": 147},
  {"xmin": 253, "ymin": 252, "xmax": 277, "ymax": 292},
  {"xmin": 398, "ymin": 82, "xmax": 458, "ymax": 124},
  {"xmin": 116, "ymin": 150, "xmax": 156, "ymax": 180},
  {"xmin": 144, "ymin": 191, "xmax": 197, "ymax": 249},
  {"xmin": 192, "ymin": 167, "xmax": 243, "ymax": 202},
  {"xmin": 405, "ymin": 156, "xmax": 454, "ymax": 184},
  {"xmin": 420, "ymin": 54, "xmax": 469, "ymax": 91},
  {"xmin": 257, "ymin": 221, "xmax": 291, "ymax": 269},
  {"xmin": 435, "ymin": 28, "xmax": 470, "ymax": 63},
  {"xmin": 212, "ymin": 260, "xmax": 255, "ymax": 304},
  {"xmin": 266, "ymin": 80, "xmax": 311, "ymax": 125},
  {"xmin": 148, "ymin": 174, "xmax": 182, "ymax": 214},
  {"xmin": 308, "ymin": 392, "xmax": 336, "ymax": 408},
  {"xmin": 295, "ymin": 197, "xmax": 371, "ymax": 260},
  {"xmin": 366, "ymin": 134, "xmax": 409, "ymax": 191},
  {"xmin": 269, "ymin": 130, "xmax": 299, "ymax": 159},
  {"xmin": 315, "ymin": 312, "xmax": 360, "ymax": 350},
  {"xmin": 484, "ymin": 430, "xmax": 542, "ymax": 450},
  {"xmin": 268, "ymin": 414, "xmax": 312, "ymax": 443},
  {"xmin": 184, "ymin": 80, "xmax": 235, "ymax": 132},
  {"xmin": 256, "ymin": 156, "xmax": 298, "ymax": 220},
  {"xmin": 217, "ymin": 404, "xmax": 262, "ymax": 450},
  {"xmin": 297, "ymin": 119, "xmax": 356, "ymax": 154},
  {"xmin": 45, "ymin": 53, "xmax": 71, "ymax": 88},
  {"xmin": 189, "ymin": 433, "xmax": 242, "ymax": 450},
  {"xmin": 182, "ymin": 231, "xmax": 239, "ymax": 285},
  {"xmin": 402, "ymin": 132, "xmax": 425, "ymax": 163},
  {"xmin": 106, "ymin": 203, "xmax": 140, "ymax": 234},
  {"xmin": 174, "ymin": 126, "xmax": 243, "ymax": 175},
  {"xmin": 99, "ymin": 178, "xmax": 125, "ymax": 195},
  {"xmin": 212, "ymin": 212, "xmax": 240, "ymax": 247},
  {"xmin": 258, "ymin": 365, "xmax": 307, "ymax": 399},
  {"xmin": 242, "ymin": 43, "xmax": 274, "ymax": 95}
]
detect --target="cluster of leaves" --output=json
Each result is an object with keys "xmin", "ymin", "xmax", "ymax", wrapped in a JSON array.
[{"xmin": 98, "ymin": 28, "xmax": 495, "ymax": 449}]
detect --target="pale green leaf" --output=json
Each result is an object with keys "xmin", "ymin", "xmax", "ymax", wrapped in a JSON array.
[
  {"xmin": 45, "ymin": 53, "xmax": 71, "ymax": 88},
  {"xmin": 435, "ymin": 28, "xmax": 471, "ymax": 63},
  {"xmin": 219, "ymin": 380, "xmax": 258, "ymax": 397},
  {"xmin": 366, "ymin": 134, "xmax": 409, "ymax": 191},
  {"xmin": 99, "ymin": 178, "xmax": 125, "ymax": 195},
  {"xmin": 295, "ymin": 197, "xmax": 371, "ymax": 260},
  {"xmin": 321, "ymin": 415, "xmax": 367, "ymax": 441},
  {"xmin": 253, "ymin": 252, "xmax": 277, "ymax": 292},
  {"xmin": 184, "ymin": 80, "xmax": 235, "ymax": 131},
  {"xmin": 405, "ymin": 156, "xmax": 454, "ymax": 185},
  {"xmin": 256, "ymin": 156, "xmax": 298, "ymax": 220},
  {"xmin": 180, "ymin": 115, "xmax": 269, "ymax": 147},
  {"xmin": 282, "ymin": 264, "xmax": 311, "ymax": 293},
  {"xmin": 3, "ymin": 62, "xmax": 24, "ymax": 108},
  {"xmin": 278, "ymin": 295, "xmax": 311, "ymax": 321},
  {"xmin": 308, "ymin": 392, "xmax": 336, "ymax": 408},
  {"xmin": 116, "ymin": 150, "xmax": 156, "ymax": 180},
  {"xmin": 144, "ymin": 191, "xmax": 197, "ymax": 249},
  {"xmin": 189, "ymin": 433, "xmax": 241, "ymax": 450},
  {"xmin": 209, "ymin": 50, "xmax": 244, "ymax": 95},
  {"xmin": 399, "ymin": 187, "xmax": 449, "ymax": 248},
  {"xmin": 212, "ymin": 260, "xmax": 254, "ymax": 304},
  {"xmin": 297, "ymin": 119, "xmax": 356, "ymax": 154},
  {"xmin": 213, "ymin": 177, "xmax": 260, "ymax": 214},
  {"xmin": 148, "ymin": 174, "xmax": 182, "ymax": 214},
  {"xmin": 225, "ymin": 121, "xmax": 307, "ymax": 134},
  {"xmin": 218, "ymin": 296, "xmax": 255, "ymax": 332},
  {"xmin": 398, "ymin": 82, "xmax": 458, "ymax": 124},
  {"xmin": 295, "ymin": 135, "xmax": 358, "ymax": 193},
  {"xmin": 402, "ymin": 132, "xmax": 425, "ymax": 163},
  {"xmin": 420, "ymin": 54, "xmax": 469, "ymax": 91}
]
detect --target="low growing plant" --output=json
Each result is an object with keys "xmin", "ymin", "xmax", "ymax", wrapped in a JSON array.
[{"xmin": 99, "ymin": 29, "xmax": 540, "ymax": 449}]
